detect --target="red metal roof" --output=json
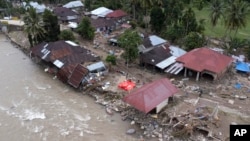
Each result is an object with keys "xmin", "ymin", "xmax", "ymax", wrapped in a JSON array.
[
  {"xmin": 123, "ymin": 78, "xmax": 178, "ymax": 113},
  {"xmin": 176, "ymin": 47, "xmax": 233, "ymax": 73},
  {"xmin": 68, "ymin": 64, "xmax": 89, "ymax": 88},
  {"xmin": 106, "ymin": 10, "xmax": 127, "ymax": 18}
]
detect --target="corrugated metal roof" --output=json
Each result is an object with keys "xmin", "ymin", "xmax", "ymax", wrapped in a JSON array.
[
  {"xmin": 0, "ymin": 20, "xmax": 24, "ymax": 26},
  {"xmin": 91, "ymin": 7, "xmax": 113, "ymax": 17},
  {"xmin": 176, "ymin": 47, "xmax": 233, "ymax": 73},
  {"xmin": 123, "ymin": 78, "xmax": 178, "ymax": 113},
  {"xmin": 68, "ymin": 64, "xmax": 89, "ymax": 88},
  {"xmin": 140, "ymin": 45, "xmax": 171, "ymax": 65},
  {"xmin": 149, "ymin": 35, "xmax": 167, "ymax": 46},
  {"xmin": 106, "ymin": 10, "xmax": 127, "ymax": 18},
  {"xmin": 156, "ymin": 56, "xmax": 177, "ymax": 69},
  {"xmin": 165, "ymin": 62, "xmax": 184, "ymax": 74},
  {"xmin": 23, "ymin": 2, "xmax": 46, "ymax": 13},
  {"xmin": 169, "ymin": 45, "xmax": 186, "ymax": 57},
  {"xmin": 63, "ymin": 0, "xmax": 84, "ymax": 8},
  {"xmin": 53, "ymin": 60, "xmax": 64, "ymax": 68},
  {"xmin": 53, "ymin": 7, "xmax": 77, "ymax": 18},
  {"xmin": 31, "ymin": 41, "xmax": 100, "ymax": 84},
  {"xmin": 87, "ymin": 61, "xmax": 105, "ymax": 72},
  {"xmin": 90, "ymin": 18, "xmax": 116, "ymax": 29}
]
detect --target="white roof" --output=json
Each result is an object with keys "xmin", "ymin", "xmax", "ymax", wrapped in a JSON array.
[
  {"xmin": 165, "ymin": 62, "xmax": 184, "ymax": 75},
  {"xmin": 91, "ymin": 7, "xmax": 113, "ymax": 17},
  {"xmin": 169, "ymin": 45, "xmax": 186, "ymax": 57},
  {"xmin": 156, "ymin": 56, "xmax": 177, "ymax": 69},
  {"xmin": 63, "ymin": 0, "xmax": 84, "ymax": 8},
  {"xmin": 65, "ymin": 40, "xmax": 78, "ymax": 46},
  {"xmin": 23, "ymin": 1, "xmax": 46, "ymax": 13},
  {"xmin": 149, "ymin": 35, "xmax": 167, "ymax": 46},
  {"xmin": 0, "ymin": 19, "xmax": 24, "ymax": 26},
  {"xmin": 66, "ymin": 15, "xmax": 77, "ymax": 20},
  {"xmin": 87, "ymin": 61, "xmax": 105, "ymax": 72},
  {"xmin": 53, "ymin": 60, "xmax": 64, "ymax": 68},
  {"xmin": 68, "ymin": 22, "xmax": 78, "ymax": 28}
]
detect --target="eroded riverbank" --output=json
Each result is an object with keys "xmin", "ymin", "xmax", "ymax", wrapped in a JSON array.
[{"xmin": 0, "ymin": 34, "xmax": 141, "ymax": 141}]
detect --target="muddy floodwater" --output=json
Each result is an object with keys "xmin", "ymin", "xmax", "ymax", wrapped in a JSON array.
[{"xmin": 0, "ymin": 34, "xmax": 138, "ymax": 141}]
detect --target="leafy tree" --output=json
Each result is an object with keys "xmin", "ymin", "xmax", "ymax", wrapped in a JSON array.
[
  {"xmin": 209, "ymin": 0, "xmax": 224, "ymax": 27},
  {"xmin": 193, "ymin": 0, "xmax": 207, "ymax": 10},
  {"xmin": 117, "ymin": 29, "xmax": 142, "ymax": 62},
  {"xmin": 106, "ymin": 55, "xmax": 117, "ymax": 65},
  {"xmin": 222, "ymin": 37, "xmax": 247, "ymax": 54},
  {"xmin": 59, "ymin": 30, "xmax": 75, "ymax": 41},
  {"xmin": 77, "ymin": 17, "xmax": 95, "ymax": 40},
  {"xmin": 224, "ymin": 0, "xmax": 250, "ymax": 36},
  {"xmin": 184, "ymin": 32, "xmax": 206, "ymax": 51},
  {"xmin": 139, "ymin": 0, "xmax": 153, "ymax": 31},
  {"xmin": 150, "ymin": 7, "xmax": 165, "ymax": 33},
  {"xmin": 129, "ymin": 0, "xmax": 141, "ymax": 19},
  {"xmin": 23, "ymin": 7, "xmax": 45, "ymax": 47},
  {"xmin": 42, "ymin": 9, "xmax": 60, "ymax": 42},
  {"xmin": 84, "ymin": 0, "xmax": 92, "ymax": 11},
  {"xmin": 162, "ymin": 0, "xmax": 184, "ymax": 26},
  {"xmin": 181, "ymin": 8, "xmax": 202, "ymax": 35},
  {"xmin": 162, "ymin": 24, "xmax": 185, "ymax": 43}
]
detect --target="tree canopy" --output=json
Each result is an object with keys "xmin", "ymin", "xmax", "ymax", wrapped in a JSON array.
[
  {"xmin": 42, "ymin": 9, "xmax": 60, "ymax": 42},
  {"xmin": 118, "ymin": 29, "xmax": 142, "ymax": 62},
  {"xmin": 23, "ymin": 7, "xmax": 45, "ymax": 47},
  {"xmin": 59, "ymin": 30, "xmax": 75, "ymax": 41},
  {"xmin": 77, "ymin": 17, "xmax": 95, "ymax": 40}
]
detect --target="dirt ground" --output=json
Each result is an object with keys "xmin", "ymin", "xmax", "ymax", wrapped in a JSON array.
[
  {"xmin": 9, "ymin": 29, "xmax": 250, "ymax": 140},
  {"xmin": 74, "ymin": 28, "xmax": 250, "ymax": 140}
]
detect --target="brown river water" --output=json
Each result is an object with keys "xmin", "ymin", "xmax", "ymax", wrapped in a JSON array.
[{"xmin": 0, "ymin": 34, "xmax": 139, "ymax": 141}]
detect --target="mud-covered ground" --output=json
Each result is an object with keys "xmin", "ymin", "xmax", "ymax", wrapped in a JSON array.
[{"xmin": 8, "ymin": 30, "xmax": 250, "ymax": 141}]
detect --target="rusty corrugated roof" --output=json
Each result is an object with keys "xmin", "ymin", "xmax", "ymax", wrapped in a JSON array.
[
  {"xmin": 90, "ymin": 17, "xmax": 116, "ymax": 29},
  {"xmin": 123, "ymin": 78, "xmax": 178, "ymax": 113},
  {"xmin": 31, "ymin": 41, "xmax": 100, "ymax": 84},
  {"xmin": 68, "ymin": 64, "xmax": 89, "ymax": 88},
  {"xmin": 176, "ymin": 47, "xmax": 233, "ymax": 73},
  {"xmin": 53, "ymin": 7, "xmax": 77, "ymax": 17},
  {"xmin": 106, "ymin": 10, "xmax": 127, "ymax": 18}
]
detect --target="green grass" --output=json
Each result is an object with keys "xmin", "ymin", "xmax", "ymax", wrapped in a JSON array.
[{"xmin": 194, "ymin": 7, "xmax": 250, "ymax": 39}]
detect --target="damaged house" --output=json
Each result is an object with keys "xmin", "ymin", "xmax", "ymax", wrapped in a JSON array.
[
  {"xmin": 30, "ymin": 40, "xmax": 100, "ymax": 88},
  {"xmin": 140, "ymin": 44, "xmax": 172, "ymax": 71},
  {"xmin": 123, "ymin": 78, "xmax": 179, "ymax": 114},
  {"xmin": 174, "ymin": 47, "xmax": 233, "ymax": 81},
  {"xmin": 138, "ymin": 35, "xmax": 168, "ymax": 53},
  {"xmin": 140, "ymin": 45, "xmax": 187, "ymax": 72},
  {"xmin": 53, "ymin": 7, "xmax": 78, "ymax": 23}
]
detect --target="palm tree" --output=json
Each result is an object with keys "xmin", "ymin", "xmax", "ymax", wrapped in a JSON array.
[
  {"xmin": 140, "ymin": 0, "xmax": 153, "ymax": 14},
  {"xmin": 139, "ymin": 0, "xmax": 153, "ymax": 32},
  {"xmin": 224, "ymin": 0, "xmax": 250, "ymax": 36},
  {"xmin": 129, "ymin": 0, "xmax": 140, "ymax": 19},
  {"xmin": 23, "ymin": 7, "xmax": 45, "ymax": 47},
  {"xmin": 209, "ymin": 0, "xmax": 224, "ymax": 27}
]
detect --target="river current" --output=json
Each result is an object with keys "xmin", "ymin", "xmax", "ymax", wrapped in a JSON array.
[{"xmin": 0, "ymin": 34, "xmax": 137, "ymax": 141}]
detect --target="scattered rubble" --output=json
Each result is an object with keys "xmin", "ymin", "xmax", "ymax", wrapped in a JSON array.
[{"xmin": 7, "ymin": 31, "xmax": 250, "ymax": 141}]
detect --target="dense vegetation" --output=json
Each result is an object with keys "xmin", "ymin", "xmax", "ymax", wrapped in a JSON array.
[{"xmin": 4, "ymin": 0, "xmax": 250, "ymax": 59}]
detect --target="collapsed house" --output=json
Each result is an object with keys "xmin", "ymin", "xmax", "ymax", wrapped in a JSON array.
[
  {"xmin": 30, "ymin": 40, "xmax": 100, "ymax": 88},
  {"xmin": 123, "ymin": 78, "xmax": 178, "ymax": 114}
]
